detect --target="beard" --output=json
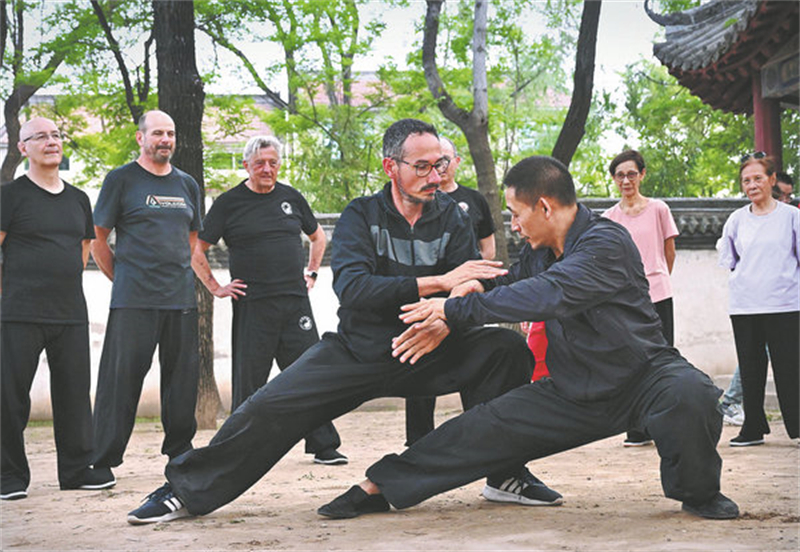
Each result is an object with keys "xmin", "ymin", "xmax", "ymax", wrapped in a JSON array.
[
  {"xmin": 396, "ymin": 172, "xmax": 437, "ymax": 205},
  {"xmin": 147, "ymin": 144, "xmax": 174, "ymax": 163}
]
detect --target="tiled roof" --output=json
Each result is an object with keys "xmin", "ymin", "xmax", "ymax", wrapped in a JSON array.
[{"xmin": 647, "ymin": 0, "xmax": 799, "ymax": 114}]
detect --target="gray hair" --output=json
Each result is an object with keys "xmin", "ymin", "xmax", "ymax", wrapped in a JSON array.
[
  {"xmin": 382, "ymin": 119, "xmax": 437, "ymax": 159},
  {"xmin": 243, "ymin": 135, "xmax": 283, "ymax": 163}
]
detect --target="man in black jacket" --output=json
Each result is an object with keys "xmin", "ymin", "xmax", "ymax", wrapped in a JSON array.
[
  {"xmin": 320, "ymin": 155, "xmax": 739, "ymax": 521},
  {"xmin": 127, "ymin": 119, "xmax": 561, "ymax": 524}
]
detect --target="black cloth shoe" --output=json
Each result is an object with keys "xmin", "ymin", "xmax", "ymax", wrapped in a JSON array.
[
  {"xmin": 61, "ymin": 467, "xmax": 116, "ymax": 490},
  {"xmin": 318, "ymin": 485, "xmax": 390, "ymax": 519},
  {"xmin": 729, "ymin": 434, "xmax": 765, "ymax": 447},
  {"xmin": 682, "ymin": 492, "xmax": 739, "ymax": 519},
  {"xmin": 483, "ymin": 468, "xmax": 563, "ymax": 506},
  {"xmin": 127, "ymin": 483, "xmax": 191, "ymax": 525},
  {"xmin": 314, "ymin": 449, "xmax": 349, "ymax": 465}
]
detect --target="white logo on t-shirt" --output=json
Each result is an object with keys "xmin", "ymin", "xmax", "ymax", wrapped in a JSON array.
[
  {"xmin": 146, "ymin": 195, "xmax": 187, "ymax": 209},
  {"xmin": 281, "ymin": 201, "xmax": 293, "ymax": 215},
  {"xmin": 298, "ymin": 316, "xmax": 313, "ymax": 331},
  {"xmin": 458, "ymin": 201, "xmax": 470, "ymax": 213}
]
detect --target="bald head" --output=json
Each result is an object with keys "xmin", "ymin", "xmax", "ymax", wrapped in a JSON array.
[
  {"xmin": 17, "ymin": 117, "xmax": 63, "ymax": 172},
  {"xmin": 138, "ymin": 110, "xmax": 174, "ymax": 133},
  {"xmin": 19, "ymin": 117, "xmax": 60, "ymax": 144},
  {"xmin": 136, "ymin": 110, "xmax": 176, "ymax": 168}
]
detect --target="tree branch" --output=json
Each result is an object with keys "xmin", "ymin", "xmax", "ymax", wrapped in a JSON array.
[
  {"xmin": 551, "ymin": 0, "xmax": 601, "ymax": 167},
  {"xmin": 195, "ymin": 22, "xmax": 290, "ymax": 111},
  {"xmin": 471, "ymin": 0, "xmax": 489, "ymax": 125},
  {"xmin": 89, "ymin": 0, "xmax": 141, "ymax": 124},
  {"xmin": 422, "ymin": 0, "xmax": 470, "ymax": 128}
]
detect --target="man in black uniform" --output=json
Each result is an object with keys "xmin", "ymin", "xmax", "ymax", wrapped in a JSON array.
[
  {"xmin": 90, "ymin": 110, "xmax": 203, "ymax": 482},
  {"xmin": 1, "ymin": 117, "xmax": 115, "ymax": 499},
  {"xmin": 127, "ymin": 119, "xmax": 561, "ymax": 525},
  {"xmin": 319, "ymin": 155, "xmax": 739, "ymax": 520},
  {"xmin": 404, "ymin": 136, "xmax": 497, "ymax": 446},
  {"xmin": 191, "ymin": 134, "xmax": 346, "ymax": 465}
]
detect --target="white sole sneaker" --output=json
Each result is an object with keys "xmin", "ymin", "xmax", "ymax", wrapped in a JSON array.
[
  {"xmin": 0, "ymin": 490, "xmax": 27, "ymax": 501},
  {"xmin": 481, "ymin": 484, "xmax": 563, "ymax": 506},
  {"xmin": 127, "ymin": 506, "xmax": 190, "ymax": 525}
]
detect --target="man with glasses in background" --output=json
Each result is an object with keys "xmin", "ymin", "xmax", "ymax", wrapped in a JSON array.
[
  {"xmin": 1, "ymin": 118, "xmax": 116, "ymax": 499},
  {"xmin": 128, "ymin": 118, "xmax": 561, "ymax": 524}
]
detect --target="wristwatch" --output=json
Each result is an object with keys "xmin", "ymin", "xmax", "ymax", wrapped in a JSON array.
[{"xmin": 305, "ymin": 269, "xmax": 318, "ymax": 280}]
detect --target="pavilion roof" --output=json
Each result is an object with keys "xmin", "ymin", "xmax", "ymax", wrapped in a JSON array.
[{"xmin": 648, "ymin": 0, "xmax": 799, "ymax": 114}]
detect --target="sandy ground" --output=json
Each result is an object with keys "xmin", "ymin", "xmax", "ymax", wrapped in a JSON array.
[{"xmin": 1, "ymin": 403, "xmax": 798, "ymax": 552}]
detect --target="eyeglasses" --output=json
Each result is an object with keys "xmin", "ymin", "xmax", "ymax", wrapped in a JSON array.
[
  {"xmin": 740, "ymin": 151, "xmax": 766, "ymax": 163},
  {"xmin": 613, "ymin": 170, "xmax": 640, "ymax": 182},
  {"xmin": 394, "ymin": 157, "xmax": 450, "ymax": 177},
  {"xmin": 22, "ymin": 131, "xmax": 63, "ymax": 143}
]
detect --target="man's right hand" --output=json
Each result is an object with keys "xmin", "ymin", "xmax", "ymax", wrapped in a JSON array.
[
  {"xmin": 442, "ymin": 260, "xmax": 506, "ymax": 290},
  {"xmin": 213, "ymin": 279, "xmax": 247, "ymax": 299}
]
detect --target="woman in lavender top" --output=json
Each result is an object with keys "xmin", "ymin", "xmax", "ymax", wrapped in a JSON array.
[{"xmin": 718, "ymin": 153, "xmax": 799, "ymax": 447}]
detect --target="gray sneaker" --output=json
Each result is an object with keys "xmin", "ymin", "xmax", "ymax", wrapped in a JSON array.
[{"xmin": 722, "ymin": 403, "xmax": 744, "ymax": 426}]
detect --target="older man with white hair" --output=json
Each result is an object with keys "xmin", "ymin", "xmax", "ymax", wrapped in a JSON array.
[{"xmin": 191, "ymin": 135, "xmax": 346, "ymax": 465}]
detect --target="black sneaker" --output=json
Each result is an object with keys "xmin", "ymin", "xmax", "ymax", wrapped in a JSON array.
[
  {"xmin": 682, "ymin": 492, "xmax": 739, "ymax": 519},
  {"xmin": 318, "ymin": 485, "xmax": 390, "ymax": 519},
  {"xmin": 0, "ymin": 489, "xmax": 27, "ymax": 501},
  {"xmin": 482, "ymin": 468, "xmax": 563, "ymax": 506},
  {"xmin": 61, "ymin": 467, "xmax": 116, "ymax": 491},
  {"xmin": 730, "ymin": 434, "xmax": 764, "ymax": 447},
  {"xmin": 314, "ymin": 449, "xmax": 349, "ymax": 465},
  {"xmin": 127, "ymin": 483, "xmax": 190, "ymax": 525}
]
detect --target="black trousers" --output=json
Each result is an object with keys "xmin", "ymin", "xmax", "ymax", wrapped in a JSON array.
[
  {"xmin": 369, "ymin": 357, "xmax": 724, "ymax": 510},
  {"xmin": 654, "ymin": 297, "xmax": 674, "ymax": 347},
  {"xmin": 1, "ymin": 322, "xmax": 93, "ymax": 493},
  {"xmin": 92, "ymin": 308, "xmax": 199, "ymax": 468},
  {"xmin": 166, "ymin": 327, "xmax": 533, "ymax": 515},
  {"xmin": 731, "ymin": 311, "xmax": 799, "ymax": 440},
  {"xmin": 231, "ymin": 296, "xmax": 340, "ymax": 453}
]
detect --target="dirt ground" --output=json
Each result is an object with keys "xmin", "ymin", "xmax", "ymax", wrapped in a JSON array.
[{"xmin": 1, "ymin": 402, "xmax": 798, "ymax": 552}]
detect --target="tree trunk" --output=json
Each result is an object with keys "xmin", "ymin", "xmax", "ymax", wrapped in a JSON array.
[
  {"xmin": 551, "ymin": 0, "xmax": 601, "ymax": 167},
  {"xmin": 423, "ymin": 0, "xmax": 510, "ymax": 266},
  {"xmin": 153, "ymin": 0, "xmax": 221, "ymax": 429}
]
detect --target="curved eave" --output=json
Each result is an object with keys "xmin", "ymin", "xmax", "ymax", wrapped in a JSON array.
[{"xmin": 654, "ymin": 1, "xmax": 799, "ymax": 114}]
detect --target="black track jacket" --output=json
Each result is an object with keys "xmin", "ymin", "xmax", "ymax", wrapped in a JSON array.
[
  {"xmin": 331, "ymin": 182, "xmax": 479, "ymax": 362},
  {"xmin": 445, "ymin": 204, "xmax": 676, "ymax": 401}
]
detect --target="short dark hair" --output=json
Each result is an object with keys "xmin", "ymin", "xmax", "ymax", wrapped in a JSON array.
[
  {"xmin": 609, "ymin": 150, "xmax": 646, "ymax": 176},
  {"xmin": 383, "ymin": 119, "xmax": 438, "ymax": 159},
  {"xmin": 776, "ymin": 171, "xmax": 794, "ymax": 188},
  {"xmin": 503, "ymin": 156, "xmax": 577, "ymax": 207}
]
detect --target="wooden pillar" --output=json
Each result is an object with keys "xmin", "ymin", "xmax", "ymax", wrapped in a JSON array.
[{"xmin": 752, "ymin": 74, "xmax": 783, "ymax": 170}]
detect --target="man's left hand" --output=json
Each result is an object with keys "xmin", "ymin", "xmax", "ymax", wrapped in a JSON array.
[
  {"xmin": 305, "ymin": 274, "xmax": 317, "ymax": 290},
  {"xmin": 392, "ymin": 318, "xmax": 450, "ymax": 365},
  {"xmin": 399, "ymin": 297, "xmax": 447, "ymax": 326}
]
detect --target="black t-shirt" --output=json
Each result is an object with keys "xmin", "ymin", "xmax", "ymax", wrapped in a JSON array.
[
  {"xmin": 1, "ymin": 175, "xmax": 95, "ymax": 323},
  {"xmin": 199, "ymin": 181, "xmax": 319, "ymax": 301},
  {"xmin": 93, "ymin": 162, "xmax": 202, "ymax": 309},
  {"xmin": 447, "ymin": 185, "xmax": 496, "ymax": 240}
]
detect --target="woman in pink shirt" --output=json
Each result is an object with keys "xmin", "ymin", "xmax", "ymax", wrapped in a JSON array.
[{"xmin": 603, "ymin": 150, "xmax": 679, "ymax": 447}]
